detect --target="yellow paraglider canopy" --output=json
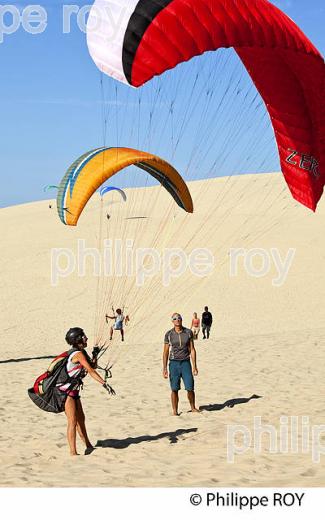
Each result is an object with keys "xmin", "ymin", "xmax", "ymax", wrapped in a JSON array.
[{"xmin": 57, "ymin": 147, "xmax": 193, "ymax": 226}]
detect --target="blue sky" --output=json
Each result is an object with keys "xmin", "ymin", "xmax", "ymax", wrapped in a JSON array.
[{"xmin": 0, "ymin": 0, "xmax": 324, "ymax": 207}]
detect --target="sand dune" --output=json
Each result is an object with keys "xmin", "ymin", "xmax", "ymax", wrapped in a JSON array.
[{"xmin": 1, "ymin": 173, "xmax": 325, "ymax": 486}]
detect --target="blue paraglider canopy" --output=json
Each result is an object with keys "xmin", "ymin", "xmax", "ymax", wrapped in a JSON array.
[{"xmin": 99, "ymin": 186, "xmax": 127, "ymax": 202}]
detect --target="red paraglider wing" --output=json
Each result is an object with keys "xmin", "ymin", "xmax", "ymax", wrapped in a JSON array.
[{"xmin": 121, "ymin": 0, "xmax": 325, "ymax": 210}]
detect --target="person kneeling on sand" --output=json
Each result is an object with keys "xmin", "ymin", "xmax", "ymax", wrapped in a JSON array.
[{"xmin": 163, "ymin": 313, "xmax": 199, "ymax": 415}]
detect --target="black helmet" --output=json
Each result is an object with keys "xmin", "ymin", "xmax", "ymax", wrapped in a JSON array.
[{"xmin": 65, "ymin": 327, "xmax": 85, "ymax": 346}]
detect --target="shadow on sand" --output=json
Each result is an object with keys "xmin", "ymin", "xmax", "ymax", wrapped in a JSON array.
[
  {"xmin": 0, "ymin": 355, "xmax": 55, "ymax": 364},
  {"xmin": 199, "ymin": 394, "xmax": 262, "ymax": 412},
  {"xmin": 96, "ymin": 428, "xmax": 198, "ymax": 449}
]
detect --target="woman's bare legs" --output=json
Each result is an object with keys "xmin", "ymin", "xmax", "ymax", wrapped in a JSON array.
[
  {"xmin": 65, "ymin": 396, "xmax": 78, "ymax": 455},
  {"xmin": 65, "ymin": 398, "xmax": 93, "ymax": 455},
  {"xmin": 75, "ymin": 399, "xmax": 93, "ymax": 449}
]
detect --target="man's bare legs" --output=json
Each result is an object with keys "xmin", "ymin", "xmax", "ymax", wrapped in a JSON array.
[
  {"xmin": 110, "ymin": 328, "xmax": 124, "ymax": 341},
  {"xmin": 171, "ymin": 390, "xmax": 200, "ymax": 415},
  {"xmin": 187, "ymin": 390, "xmax": 200, "ymax": 412},
  {"xmin": 171, "ymin": 390, "xmax": 179, "ymax": 415}
]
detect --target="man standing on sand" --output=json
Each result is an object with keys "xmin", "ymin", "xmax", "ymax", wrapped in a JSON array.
[
  {"xmin": 202, "ymin": 306, "xmax": 213, "ymax": 339},
  {"xmin": 163, "ymin": 313, "xmax": 199, "ymax": 416}
]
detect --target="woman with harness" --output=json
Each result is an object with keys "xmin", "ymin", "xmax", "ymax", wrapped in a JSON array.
[{"xmin": 63, "ymin": 327, "xmax": 108, "ymax": 456}]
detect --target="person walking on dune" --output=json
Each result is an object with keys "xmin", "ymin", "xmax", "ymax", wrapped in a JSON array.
[
  {"xmin": 163, "ymin": 313, "xmax": 199, "ymax": 416},
  {"xmin": 191, "ymin": 312, "xmax": 200, "ymax": 340},
  {"xmin": 202, "ymin": 306, "xmax": 213, "ymax": 339}
]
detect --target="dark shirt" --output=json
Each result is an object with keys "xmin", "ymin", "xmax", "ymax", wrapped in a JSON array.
[
  {"xmin": 164, "ymin": 327, "xmax": 193, "ymax": 361},
  {"xmin": 202, "ymin": 311, "xmax": 213, "ymax": 326}
]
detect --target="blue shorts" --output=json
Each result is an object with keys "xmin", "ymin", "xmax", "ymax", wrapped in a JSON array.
[
  {"xmin": 169, "ymin": 359, "xmax": 194, "ymax": 392},
  {"xmin": 114, "ymin": 322, "xmax": 123, "ymax": 330}
]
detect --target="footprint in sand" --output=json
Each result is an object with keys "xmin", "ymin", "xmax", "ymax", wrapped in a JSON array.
[{"xmin": 301, "ymin": 467, "xmax": 317, "ymax": 477}]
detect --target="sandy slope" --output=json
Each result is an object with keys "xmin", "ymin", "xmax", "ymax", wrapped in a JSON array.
[{"xmin": 1, "ymin": 173, "xmax": 325, "ymax": 487}]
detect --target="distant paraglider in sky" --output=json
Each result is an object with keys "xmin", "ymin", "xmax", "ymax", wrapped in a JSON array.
[
  {"xmin": 99, "ymin": 186, "xmax": 127, "ymax": 202},
  {"xmin": 56, "ymin": 147, "xmax": 193, "ymax": 226},
  {"xmin": 44, "ymin": 185, "xmax": 58, "ymax": 211},
  {"xmin": 87, "ymin": 0, "xmax": 325, "ymax": 211},
  {"xmin": 43, "ymin": 185, "xmax": 59, "ymax": 192}
]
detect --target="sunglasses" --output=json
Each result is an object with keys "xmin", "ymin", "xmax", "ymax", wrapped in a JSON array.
[{"xmin": 172, "ymin": 316, "xmax": 182, "ymax": 321}]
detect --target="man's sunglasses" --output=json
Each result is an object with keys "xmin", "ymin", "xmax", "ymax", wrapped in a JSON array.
[{"xmin": 172, "ymin": 316, "xmax": 182, "ymax": 321}]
